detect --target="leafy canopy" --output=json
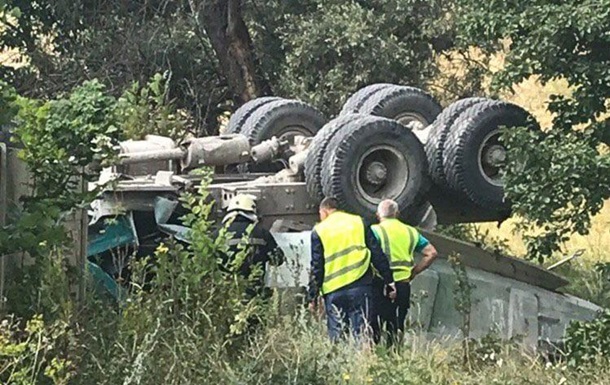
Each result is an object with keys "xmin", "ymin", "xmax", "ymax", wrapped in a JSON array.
[
  {"xmin": 259, "ymin": 0, "xmax": 444, "ymax": 115},
  {"xmin": 1, "ymin": 0, "xmax": 455, "ymax": 131}
]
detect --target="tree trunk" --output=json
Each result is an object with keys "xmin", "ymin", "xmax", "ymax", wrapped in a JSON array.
[{"xmin": 197, "ymin": 0, "xmax": 271, "ymax": 106}]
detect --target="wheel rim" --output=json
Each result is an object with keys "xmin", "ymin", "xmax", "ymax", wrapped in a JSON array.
[
  {"xmin": 277, "ymin": 125, "xmax": 315, "ymax": 157},
  {"xmin": 394, "ymin": 112, "xmax": 431, "ymax": 142},
  {"xmin": 356, "ymin": 145, "xmax": 409, "ymax": 204},
  {"xmin": 477, "ymin": 130, "xmax": 506, "ymax": 187}
]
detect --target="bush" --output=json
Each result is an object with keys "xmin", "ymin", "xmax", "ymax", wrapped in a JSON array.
[
  {"xmin": 565, "ymin": 309, "xmax": 610, "ymax": 367},
  {"xmin": 0, "ymin": 314, "xmax": 75, "ymax": 385}
]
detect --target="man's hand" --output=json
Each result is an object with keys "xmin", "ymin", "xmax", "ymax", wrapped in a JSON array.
[
  {"xmin": 384, "ymin": 282, "xmax": 397, "ymax": 300},
  {"xmin": 308, "ymin": 300, "xmax": 317, "ymax": 313},
  {"xmin": 308, "ymin": 298, "xmax": 324, "ymax": 319}
]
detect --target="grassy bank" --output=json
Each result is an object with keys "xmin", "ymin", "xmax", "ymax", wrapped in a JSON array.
[{"xmin": 2, "ymin": 285, "xmax": 609, "ymax": 385}]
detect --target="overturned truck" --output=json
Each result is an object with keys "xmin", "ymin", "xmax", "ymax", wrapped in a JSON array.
[{"xmin": 87, "ymin": 83, "xmax": 601, "ymax": 350}]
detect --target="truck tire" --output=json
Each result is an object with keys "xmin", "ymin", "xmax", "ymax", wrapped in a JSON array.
[
  {"xmin": 442, "ymin": 100, "xmax": 538, "ymax": 210},
  {"xmin": 225, "ymin": 96, "xmax": 283, "ymax": 134},
  {"xmin": 356, "ymin": 85, "xmax": 442, "ymax": 144},
  {"xmin": 339, "ymin": 83, "xmax": 395, "ymax": 115},
  {"xmin": 410, "ymin": 201, "xmax": 437, "ymax": 230},
  {"xmin": 304, "ymin": 114, "xmax": 365, "ymax": 202},
  {"xmin": 320, "ymin": 115, "xmax": 430, "ymax": 222},
  {"xmin": 424, "ymin": 97, "xmax": 488, "ymax": 187},
  {"xmin": 240, "ymin": 99, "xmax": 327, "ymax": 173}
]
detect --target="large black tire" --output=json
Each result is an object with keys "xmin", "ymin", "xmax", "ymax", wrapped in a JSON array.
[
  {"xmin": 443, "ymin": 100, "xmax": 538, "ymax": 210},
  {"xmin": 339, "ymin": 83, "xmax": 395, "ymax": 115},
  {"xmin": 424, "ymin": 97, "xmax": 489, "ymax": 187},
  {"xmin": 225, "ymin": 96, "xmax": 283, "ymax": 134},
  {"xmin": 356, "ymin": 86, "xmax": 442, "ymax": 144},
  {"xmin": 304, "ymin": 114, "xmax": 365, "ymax": 202},
  {"xmin": 240, "ymin": 99, "xmax": 327, "ymax": 173},
  {"xmin": 410, "ymin": 201, "xmax": 437, "ymax": 229},
  {"xmin": 320, "ymin": 115, "xmax": 430, "ymax": 222}
]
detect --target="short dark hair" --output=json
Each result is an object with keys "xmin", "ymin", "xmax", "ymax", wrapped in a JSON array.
[{"xmin": 320, "ymin": 197, "xmax": 339, "ymax": 210}]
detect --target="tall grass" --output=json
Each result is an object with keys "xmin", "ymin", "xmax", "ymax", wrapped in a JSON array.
[{"xmin": 4, "ymin": 292, "xmax": 610, "ymax": 385}]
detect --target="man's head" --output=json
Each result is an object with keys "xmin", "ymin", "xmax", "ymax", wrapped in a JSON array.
[
  {"xmin": 319, "ymin": 197, "xmax": 339, "ymax": 221},
  {"xmin": 227, "ymin": 194, "xmax": 258, "ymax": 214},
  {"xmin": 377, "ymin": 199, "xmax": 399, "ymax": 221}
]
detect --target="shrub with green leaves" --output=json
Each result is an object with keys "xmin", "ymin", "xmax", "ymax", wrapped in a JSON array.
[
  {"xmin": 116, "ymin": 72, "xmax": 191, "ymax": 141},
  {"xmin": 254, "ymin": 0, "xmax": 443, "ymax": 116},
  {"xmin": 0, "ymin": 81, "xmax": 18, "ymax": 127},
  {"xmin": 565, "ymin": 309, "xmax": 610, "ymax": 367},
  {"xmin": 0, "ymin": 80, "xmax": 120, "ymax": 258},
  {"xmin": 0, "ymin": 315, "xmax": 75, "ymax": 385}
]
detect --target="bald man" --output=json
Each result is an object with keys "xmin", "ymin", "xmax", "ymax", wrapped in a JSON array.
[{"xmin": 371, "ymin": 199, "xmax": 438, "ymax": 345}]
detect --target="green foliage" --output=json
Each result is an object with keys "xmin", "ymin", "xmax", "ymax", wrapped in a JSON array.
[
  {"xmin": 454, "ymin": 0, "xmax": 610, "ymax": 260},
  {"xmin": 0, "ymin": 315, "xmax": 75, "ymax": 385},
  {"xmin": 0, "ymin": 1, "xmax": 21, "ymax": 21},
  {"xmin": 0, "ymin": 81, "xmax": 18, "ymax": 127},
  {"xmin": 503, "ymin": 127, "xmax": 610, "ymax": 261},
  {"xmin": 68, "ymin": 175, "xmax": 284, "ymax": 384},
  {"xmin": 116, "ymin": 72, "xmax": 191, "ymax": 140},
  {"xmin": 0, "ymin": 80, "xmax": 120, "ymax": 258},
  {"xmin": 559, "ymin": 260, "xmax": 610, "ymax": 310},
  {"xmin": 2, "ymin": 0, "xmax": 458, "ymax": 133},
  {"xmin": 15, "ymin": 80, "xmax": 119, "ymax": 203},
  {"xmin": 565, "ymin": 309, "xmax": 610, "ymax": 367},
  {"xmin": 0, "ymin": 74, "xmax": 190, "ymax": 258},
  {"xmin": 258, "ymin": 0, "xmax": 442, "ymax": 115},
  {"xmin": 1, "ymin": 1, "xmax": 223, "ymax": 133},
  {"xmin": 448, "ymin": 253, "xmax": 476, "ymax": 365}
]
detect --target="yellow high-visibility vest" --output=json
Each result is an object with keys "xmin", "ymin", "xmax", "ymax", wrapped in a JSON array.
[
  {"xmin": 371, "ymin": 218, "xmax": 417, "ymax": 282},
  {"xmin": 314, "ymin": 211, "xmax": 371, "ymax": 295}
]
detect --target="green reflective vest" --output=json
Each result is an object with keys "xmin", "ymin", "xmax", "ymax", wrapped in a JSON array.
[
  {"xmin": 371, "ymin": 218, "xmax": 417, "ymax": 282},
  {"xmin": 314, "ymin": 211, "xmax": 371, "ymax": 295}
]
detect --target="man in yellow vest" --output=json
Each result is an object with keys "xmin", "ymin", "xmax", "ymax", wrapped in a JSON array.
[
  {"xmin": 307, "ymin": 197, "xmax": 396, "ymax": 342},
  {"xmin": 371, "ymin": 199, "xmax": 438, "ymax": 345}
]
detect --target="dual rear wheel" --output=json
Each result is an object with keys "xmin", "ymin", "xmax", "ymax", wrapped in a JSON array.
[{"xmin": 225, "ymin": 84, "xmax": 539, "ymax": 225}]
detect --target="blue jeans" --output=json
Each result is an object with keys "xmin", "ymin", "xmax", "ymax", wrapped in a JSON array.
[{"xmin": 324, "ymin": 285, "xmax": 373, "ymax": 342}]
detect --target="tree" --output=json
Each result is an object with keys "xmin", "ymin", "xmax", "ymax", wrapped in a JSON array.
[
  {"xmin": 191, "ymin": 0, "xmax": 272, "ymax": 103},
  {"xmin": 453, "ymin": 0, "xmax": 610, "ymax": 260},
  {"xmin": 1, "ymin": 0, "xmax": 460, "ymax": 132},
  {"xmin": 250, "ymin": 0, "xmax": 451, "ymax": 115},
  {"xmin": 1, "ymin": 0, "xmax": 228, "ymax": 134}
]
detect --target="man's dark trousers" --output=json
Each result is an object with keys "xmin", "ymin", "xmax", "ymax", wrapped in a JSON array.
[
  {"xmin": 324, "ymin": 285, "xmax": 374, "ymax": 342},
  {"xmin": 372, "ymin": 278, "xmax": 411, "ymax": 345}
]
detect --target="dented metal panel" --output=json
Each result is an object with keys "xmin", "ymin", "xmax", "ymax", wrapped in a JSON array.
[{"xmin": 421, "ymin": 231, "xmax": 568, "ymax": 290}]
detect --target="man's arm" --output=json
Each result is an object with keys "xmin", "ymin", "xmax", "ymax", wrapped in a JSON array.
[
  {"xmin": 364, "ymin": 222, "xmax": 393, "ymax": 284},
  {"xmin": 411, "ymin": 233, "xmax": 438, "ymax": 278},
  {"xmin": 307, "ymin": 230, "xmax": 325, "ymax": 302}
]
